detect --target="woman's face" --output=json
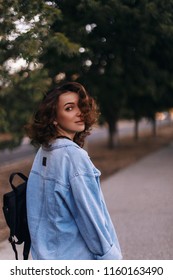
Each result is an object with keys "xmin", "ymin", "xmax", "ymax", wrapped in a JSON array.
[{"xmin": 56, "ymin": 91, "xmax": 85, "ymax": 140}]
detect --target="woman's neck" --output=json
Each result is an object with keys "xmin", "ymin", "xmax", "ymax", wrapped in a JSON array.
[{"xmin": 56, "ymin": 135, "xmax": 72, "ymax": 141}]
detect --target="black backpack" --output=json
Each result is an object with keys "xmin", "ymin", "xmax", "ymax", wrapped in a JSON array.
[{"xmin": 2, "ymin": 172, "xmax": 31, "ymax": 260}]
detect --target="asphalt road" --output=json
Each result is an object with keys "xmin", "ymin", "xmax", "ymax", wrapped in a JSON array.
[{"xmin": 102, "ymin": 142, "xmax": 173, "ymax": 260}]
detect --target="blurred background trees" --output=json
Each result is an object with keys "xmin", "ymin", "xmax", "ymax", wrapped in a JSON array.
[
  {"xmin": 0, "ymin": 0, "xmax": 80, "ymax": 146},
  {"xmin": 1, "ymin": 0, "xmax": 173, "ymax": 148}
]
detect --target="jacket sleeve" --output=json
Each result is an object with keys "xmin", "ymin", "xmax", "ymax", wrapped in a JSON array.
[{"xmin": 69, "ymin": 173, "xmax": 122, "ymax": 260}]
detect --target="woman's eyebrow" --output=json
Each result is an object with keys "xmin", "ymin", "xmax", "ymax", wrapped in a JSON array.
[{"xmin": 64, "ymin": 102, "xmax": 75, "ymax": 107}]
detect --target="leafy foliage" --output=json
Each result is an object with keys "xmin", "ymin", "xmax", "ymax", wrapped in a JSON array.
[
  {"xmin": 1, "ymin": 0, "xmax": 173, "ymax": 148},
  {"xmin": 0, "ymin": 0, "xmax": 80, "ymax": 147}
]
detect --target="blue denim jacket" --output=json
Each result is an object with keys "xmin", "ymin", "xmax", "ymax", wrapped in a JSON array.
[{"xmin": 26, "ymin": 138, "xmax": 122, "ymax": 260}]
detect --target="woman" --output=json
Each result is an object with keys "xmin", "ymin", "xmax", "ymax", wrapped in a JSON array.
[{"xmin": 26, "ymin": 82, "xmax": 122, "ymax": 260}]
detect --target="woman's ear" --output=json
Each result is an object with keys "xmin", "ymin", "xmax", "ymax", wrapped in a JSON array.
[{"xmin": 53, "ymin": 121, "xmax": 58, "ymax": 126}]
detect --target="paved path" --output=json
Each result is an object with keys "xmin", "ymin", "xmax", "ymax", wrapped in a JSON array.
[
  {"xmin": 102, "ymin": 142, "xmax": 173, "ymax": 260},
  {"xmin": 0, "ymin": 142, "xmax": 173, "ymax": 260}
]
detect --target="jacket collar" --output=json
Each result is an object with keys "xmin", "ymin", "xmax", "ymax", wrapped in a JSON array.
[{"xmin": 42, "ymin": 138, "xmax": 80, "ymax": 151}]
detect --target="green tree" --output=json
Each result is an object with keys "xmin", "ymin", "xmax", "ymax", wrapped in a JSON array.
[
  {"xmin": 44, "ymin": 0, "xmax": 127, "ymax": 147},
  {"xmin": 48, "ymin": 0, "xmax": 173, "ymax": 146},
  {"xmin": 0, "ymin": 0, "xmax": 80, "ymax": 147},
  {"xmin": 123, "ymin": 0, "xmax": 173, "ymax": 138},
  {"xmin": 1, "ymin": 0, "xmax": 173, "ymax": 148}
]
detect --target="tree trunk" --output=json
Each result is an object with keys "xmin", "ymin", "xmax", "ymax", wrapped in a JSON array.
[
  {"xmin": 134, "ymin": 119, "xmax": 139, "ymax": 140},
  {"xmin": 107, "ymin": 119, "xmax": 118, "ymax": 149},
  {"xmin": 151, "ymin": 117, "xmax": 157, "ymax": 137}
]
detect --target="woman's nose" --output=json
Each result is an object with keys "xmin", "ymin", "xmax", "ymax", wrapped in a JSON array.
[{"xmin": 76, "ymin": 108, "xmax": 82, "ymax": 116}]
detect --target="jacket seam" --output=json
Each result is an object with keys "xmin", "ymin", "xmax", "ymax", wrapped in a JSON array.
[
  {"xmin": 30, "ymin": 170, "xmax": 70, "ymax": 188},
  {"xmin": 65, "ymin": 146, "xmax": 92, "ymax": 178},
  {"xmin": 42, "ymin": 141, "xmax": 79, "ymax": 151},
  {"xmin": 69, "ymin": 172, "xmax": 96, "ymax": 180},
  {"xmin": 65, "ymin": 145, "xmax": 80, "ymax": 174}
]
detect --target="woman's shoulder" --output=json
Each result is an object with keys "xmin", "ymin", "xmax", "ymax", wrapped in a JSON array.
[
  {"xmin": 43, "ymin": 138, "xmax": 89, "ymax": 163},
  {"xmin": 52, "ymin": 139, "xmax": 101, "ymax": 177},
  {"xmin": 65, "ymin": 143, "xmax": 101, "ymax": 177},
  {"xmin": 66, "ymin": 142, "xmax": 89, "ymax": 160}
]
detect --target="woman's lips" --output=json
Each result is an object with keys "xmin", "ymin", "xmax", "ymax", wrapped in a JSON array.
[{"xmin": 75, "ymin": 121, "xmax": 84, "ymax": 124}]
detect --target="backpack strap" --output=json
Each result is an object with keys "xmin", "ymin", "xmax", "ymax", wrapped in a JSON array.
[
  {"xmin": 8, "ymin": 236, "xmax": 31, "ymax": 260},
  {"xmin": 9, "ymin": 236, "xmax": 19, "ymax": 260},
  {"xmin": 9, "ymin": 172, "xmax": 28, "ymax": 191},
  {"xmin": 23, "ymin": 238, "xmax": 31, "ymax": 260}
]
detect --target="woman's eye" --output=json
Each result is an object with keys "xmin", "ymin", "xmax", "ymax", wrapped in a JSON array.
[{"xmin": 65, "ymin": 106, "xmax": 73, "ymax": 111}]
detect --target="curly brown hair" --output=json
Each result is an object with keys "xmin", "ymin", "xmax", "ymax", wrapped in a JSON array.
[{"xmin": 25, "ymin": 82, "xmax": 99, "ymax": 147}]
